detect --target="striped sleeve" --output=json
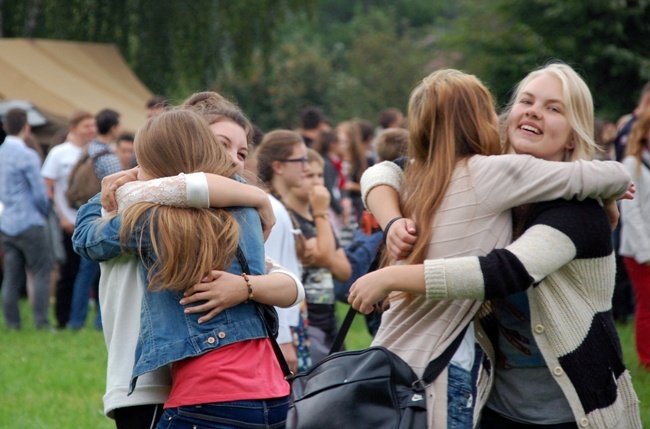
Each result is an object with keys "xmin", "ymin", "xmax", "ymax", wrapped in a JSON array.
[{"xmin": 425, "ymin": 201, "xmax": 590, "ymax": 301}]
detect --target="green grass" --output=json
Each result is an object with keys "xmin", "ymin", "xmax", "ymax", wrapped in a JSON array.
[
  {"xmin": 615, "ymin": 321, "xmax": 650, "ymax": 424},
  {"xmin": 0, "ymin": 303, "xmax": 110, "ymax": 429},
  {"xmin": 0, "ymin": 301, "xmax": 647, "ymax": 428}
]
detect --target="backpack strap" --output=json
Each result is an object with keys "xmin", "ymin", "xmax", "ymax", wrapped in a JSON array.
[
  {"xmin": 89, "ymin": 145, "xmax": 114, "ymax": 160},
  {"xmin": 234, "ymin": 246, "xmax": 293, "ymax": 378}
]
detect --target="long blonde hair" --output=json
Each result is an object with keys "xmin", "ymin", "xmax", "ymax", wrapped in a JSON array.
[
  {"xmin": 502, "ymin": 62, "xmax": 596, "ymax": 161},
  {"xmin": 402, "ymin": 69, "xmax": 502, "ymax": 265},
  {"xmin": 121, "ymin": 110, "xmax": 239, "ymax": 291}
]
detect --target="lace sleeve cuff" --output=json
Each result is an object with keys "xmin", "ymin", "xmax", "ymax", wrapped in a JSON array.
[{"xmin": 116, "ymin": 174, "xmax": 193, "ymax": 213}]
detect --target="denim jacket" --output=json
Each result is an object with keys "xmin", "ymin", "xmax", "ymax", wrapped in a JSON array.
[{"xmin": 72, "ymin": 193, "xmax": 267, "ymax": 393}]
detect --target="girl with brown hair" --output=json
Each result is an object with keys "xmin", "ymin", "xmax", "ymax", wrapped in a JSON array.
[
  {"xmin": 338, "ymin": 119, "xmax": 368, "ymax": 223},
  {"xmin": 182, "ymin": 92, "xmax": 253, "ymax": 176},
  {"xmin": 256, "ymin": 129, "xmax": 312, "ymax": 372},
  {"xmin": 284, "ymin": 148, "xmax": 352, "ymax": 364}
]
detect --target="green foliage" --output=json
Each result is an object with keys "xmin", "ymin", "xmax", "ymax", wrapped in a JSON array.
[
  {"xmin": 330, "ymin": 9, "xmax": 434, "ymax": 122},
  {"xmin": 2, "ymin": 0, "xmax": 649, "ymax": 124},
  {"xmin": 0, "ymin": 0, "xmax": 317, "ymax": 97},
  {"xmin": 216, "ymin": 6, "xmax": 438, "ymax": 130},
  {"xmin": 218, "ymin": 32, "xmax": 337, "ymax": 130},
  {"xmin": 440, "ymin": 0, "xmax": 650, "ymax": 120}
]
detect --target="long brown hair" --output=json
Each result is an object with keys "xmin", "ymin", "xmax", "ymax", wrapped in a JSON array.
[
  {"xmin": 121, "ymin": 110, "xmax": 239, "ymax": 291},
  {"xmin": 626, "ymin": 110, "xmax": 650, "ymax": 177},
  {"xmin": 402, "ymin": 69, "xmax": 502, "ymax": 265},
  {"xmin": 338, "ymin": 120, "xmax": 368, "ymax": 182},
  {"xmin": 256, "ymin": 129, "xmax": 307, "ymax": 261}
]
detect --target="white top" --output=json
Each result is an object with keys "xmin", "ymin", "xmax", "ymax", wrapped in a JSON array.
[
  {"xmin": 619, "ymin": 154, "xmax": 650, "ymax": 263},
  {"xmin": 100, "ymin": 256, "xmax": 171, "ymax": 418},
  {"xmin": 264, "ymin": 194, "xmax": 303, "ymax": 344},
  {"xmin": 41, "ymin": 141, "xmax": 84, "ymax": 223}
]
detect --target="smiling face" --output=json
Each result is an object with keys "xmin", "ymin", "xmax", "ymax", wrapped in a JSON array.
[
  {"xmin": 507, "ymin": 73, "xmax": 575, "ymax": 162},
  {"xmin": 209, "ymin": 120, "xmax": 248, "ymax": 174}
]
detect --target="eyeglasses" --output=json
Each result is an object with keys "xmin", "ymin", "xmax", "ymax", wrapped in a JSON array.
[{"xmin": 279, "ymin": 157, "xmax": 308, "ymax": 166}]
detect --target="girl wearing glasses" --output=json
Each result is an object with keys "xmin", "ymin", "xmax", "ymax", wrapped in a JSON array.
[{"xmin": 256, "ymin": 130, "xmax": 312, "ymax": 373}]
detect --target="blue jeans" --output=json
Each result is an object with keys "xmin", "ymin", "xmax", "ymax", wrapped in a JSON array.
[
  {"xmin": 447, "ymin": 363, "xmax": 474, "ymax": 429},
  {"xmin": 67, "ymin": 256, "xmax": 101, "ymax": 329},
  {"xmin": 157, "ymin": 397, "xmax": 289, "ymax": 429}
]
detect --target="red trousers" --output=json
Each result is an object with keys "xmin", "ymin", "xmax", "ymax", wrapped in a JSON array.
[{"xmin": 623, "ymin": 257, "xmax": 650, "ymax": 366}]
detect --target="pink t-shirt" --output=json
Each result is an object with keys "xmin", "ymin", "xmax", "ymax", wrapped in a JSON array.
[{"xmin": 165, "ymin": 339, "xmax": 289, "ymax": 408}]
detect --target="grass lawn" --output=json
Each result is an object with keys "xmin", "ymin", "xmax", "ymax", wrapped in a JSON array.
[{"xmin": 0, "ymin": 300, "xmax": 647, "ymax": 428}]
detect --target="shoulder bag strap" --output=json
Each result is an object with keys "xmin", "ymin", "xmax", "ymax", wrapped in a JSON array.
[
  {"xmin": 235, "ymin": 246, "xmax": 293, "ymax": 378},
  {"xmin": 328, "ymin": 305, "xmax": 357, "ymax": 354},
  {"xmin": 420, "ymin": 323, "xmax": 469, "ymax": 385},
  {"xmin": 331, "ymin": 306, "xmax": 470, "ymax": 385}
]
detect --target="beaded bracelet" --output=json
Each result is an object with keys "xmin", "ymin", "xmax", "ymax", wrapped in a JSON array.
[{"xmin": 241, "ymin": 272, "xmax": 253, "ymax": 303}]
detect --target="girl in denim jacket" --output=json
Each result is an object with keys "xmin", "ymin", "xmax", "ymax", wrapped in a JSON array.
[{"xmin": 84, "ymin": 110, "xmax": 292, "ymax": 429}]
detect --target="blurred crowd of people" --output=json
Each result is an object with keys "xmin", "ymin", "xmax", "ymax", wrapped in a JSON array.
[{"xmin": 0, "ymin": 94, "xmax": 406, "ymax": 344}]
